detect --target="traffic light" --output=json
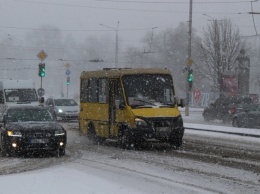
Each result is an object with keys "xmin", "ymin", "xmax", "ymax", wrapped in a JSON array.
[
  {"xmin": 188, "ymin": 69, "xmax": 193, "ymax": 90},
  {"xmin": 66, "ymin": 77, "xmax": 70, "ymax": 85},
  {"xmin": 38, "ymin": 63, "xmax": 46, "ymax": 77}
]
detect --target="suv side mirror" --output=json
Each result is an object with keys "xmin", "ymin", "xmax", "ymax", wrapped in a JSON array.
[
  {"xmin": 0, "ymin": 116, "xmax": 3, "ymax": 126},
  {"xmin": 39, "ymin": 97, "xmax": 45, "ymax": 103},
  {"xmin": 0, "ymin": 115, "xmax": 7, "ymax": 127}
]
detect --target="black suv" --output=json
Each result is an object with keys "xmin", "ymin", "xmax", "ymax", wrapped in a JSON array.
[{"xmin": 202, "ymin": 97, "xmax": 253, "ymax": 123}]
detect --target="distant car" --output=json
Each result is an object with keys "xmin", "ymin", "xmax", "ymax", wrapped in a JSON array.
[
  {"xmin": 0, "ymin": 106, "xmax": 67, "ymax": 157},
  {"xmin": 45, "ymin": 97, "xmax": 79, "ymax": 121},
  {"xmin": 202, "ymin": 97, "xmax": 253, "ymax": 123},
  {"xmin": 232, "ymin": 104, "xmax": 260, "ymax": 128}
]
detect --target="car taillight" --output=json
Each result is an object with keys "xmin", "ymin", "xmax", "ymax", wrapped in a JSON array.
[{"xmin": 229, "ymin": 107, "xmax": 236, "ymax": 114}]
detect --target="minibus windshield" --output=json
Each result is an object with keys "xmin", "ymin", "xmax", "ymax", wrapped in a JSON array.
[{"xmin": 122, "ymin": 74, "xmax": 175, "ymax": 107}]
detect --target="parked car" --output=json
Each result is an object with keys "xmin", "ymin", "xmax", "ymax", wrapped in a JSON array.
[
  {"xmin": 0, "ymin": 105, "xmax": 67, "ymax": 157},
  {"xmin": 232, "ymin": 104, "xmax": 260, "ymax": 128},
  {"xmin": 202, "ymin": 97, "xmax": 253, "ymax": 123},
  {"xmin": 45, "ymin": 97, "xmax": 79, "ymax": 121}
]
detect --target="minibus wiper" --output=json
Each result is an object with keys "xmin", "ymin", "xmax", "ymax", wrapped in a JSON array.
[{"xmin": 132, "ymin": 98, "xmax": 155, "ymax": 106}]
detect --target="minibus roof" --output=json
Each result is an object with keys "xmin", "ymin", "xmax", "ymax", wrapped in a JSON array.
[{"xmin": 80, "ymin": 68, "xmax": 171, "ymax": 79}]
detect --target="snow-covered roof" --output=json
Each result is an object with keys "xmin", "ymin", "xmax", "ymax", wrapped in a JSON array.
[{"xmin": 0, "ymin": 79, "xmax": 35, "ymax": 89}]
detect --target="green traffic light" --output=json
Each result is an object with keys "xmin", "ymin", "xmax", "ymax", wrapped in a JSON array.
[
  {"xmin": 66, "ymin": 77, "xmax": 70, "ymax": 85},
  {"xmin": 40, "ymin": 68, "xmax": 45, "ymax": 77},
  {"xmin": 38, "ymin": 63, "xmax": 46, "ymax": 77},
  {"xmin": 188, "ymin": 74, "xmax": 193, "ymax": 82},
  {"xmin": 188, "ymin": 69, "xmax": 193, "ymax": 82}
]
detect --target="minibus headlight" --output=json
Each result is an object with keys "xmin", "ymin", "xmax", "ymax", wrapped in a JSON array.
[
  {"xmin": 7, "ymin": 130, "xmax": 22, "ymax": 137},
  {"xmin": 135, "ymin": 118, "xmax": 147, "ymax": 127}
]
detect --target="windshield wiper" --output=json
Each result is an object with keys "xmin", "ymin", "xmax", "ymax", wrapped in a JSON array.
[
  {"xmin": 151, "ymin": 101, "xmax": 175, "ymax": 107},
  {"xmin": 132, "ymin": 98, "xmax": 156, "ymax": 106}
]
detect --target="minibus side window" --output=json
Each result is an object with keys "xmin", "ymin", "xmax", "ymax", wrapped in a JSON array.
[
  {"xmin": 98, "ymin": 79, "xmax": 108, "ymax": 103},
  {"xmin": 80, "ymin": 80, "xmax": 88, "ymax": 103},
  {"xmin": 0, "ymin": 91, "xmax": 4, "ymax": 104},
  {"xmin": 88, "ymin": 78, "xmax": 98, "ymax": 103}
]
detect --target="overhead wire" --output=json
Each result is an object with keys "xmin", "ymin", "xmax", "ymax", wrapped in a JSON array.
[
  {"xmin": 1, "ymin": 0, "xmax": 257, "ymax": 54},
  {"xmin": 12, "ymin": 0, "xmax": 255, "ymax": 14},
  {"xmin": 95, "ymin": 0, "xmax": 256, "ymax": 3}
]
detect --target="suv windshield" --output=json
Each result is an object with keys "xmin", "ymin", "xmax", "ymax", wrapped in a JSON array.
[
  {"xmin": 54, "ymin": 99, "xmax": 78, "ymax": 106},
  {"xmin": 7, "ymin": 109, "xmax": 53, "ymax": 122},
  {"xmin": 4, "ymin": 89, "xmax": 38, "ymax": 102},
  {"xmin": 122, "ymin": 74, "xmax": 175, "ymax": 107}
]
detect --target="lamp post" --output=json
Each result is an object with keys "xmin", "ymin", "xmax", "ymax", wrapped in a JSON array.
[
  {"xmin": 100, "ymin": 21, "xmax": 119, "ymax": 68},
  {"xmin": 148, "ymin": 27, "xmax": 158, "ymax": 53},
  {"xmin": 203, "ymin": 13, "xmax": 226, "ymax": 98}
]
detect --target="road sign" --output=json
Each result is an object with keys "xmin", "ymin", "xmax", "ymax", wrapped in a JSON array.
[
  {"xmin": 37, "ymin": 50, "xmax": 48, "ymax": 61},
  {"xmin": 193, "ymin": 89, "xmax": 201, "ymax": 103},
  {"xmin": 66, "ymin": 69, "xmax": 71, "ymax": 75},
  {"xmin": 37, "ymin": 88, "xmax": 45, "ymax": 97}
]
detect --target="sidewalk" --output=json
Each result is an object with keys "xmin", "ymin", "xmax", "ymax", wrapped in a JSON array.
[{"xmin": 179, "ymin": 107, "xmax": 260, "ymax": 138}]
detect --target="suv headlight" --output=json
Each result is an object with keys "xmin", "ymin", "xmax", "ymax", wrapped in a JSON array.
[
  {"xmin": 135, "ymin": 118, "xmax": 147, "ymax": 127},
  {"xmin": 58, "ymin": 109, "xmax": 63, "ymax": 113},
  {"xmin": 55, "ymin": 129, "xmax": 65, "ymax": 136},
  {"xmin": 7, "ymin": 130, "xmax": 22, "ymax": 137}
]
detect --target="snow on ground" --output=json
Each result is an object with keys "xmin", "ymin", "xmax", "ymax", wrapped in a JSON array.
[
  {"xmin": 0, "ymin": 108, "xmax": 259, "ymax": 194},
  {"xmin": 180, "ymin": 108, "xmax": 260, "ymax": 140}
]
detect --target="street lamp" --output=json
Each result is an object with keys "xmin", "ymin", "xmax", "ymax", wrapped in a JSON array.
[
  {"xmin": 203, "ymin": 13, "xmax": 215, "ymax": 21},
  {"xmin": 100, "ymin": 21, "xmax": 119, "ymax": 68},
  {"xmin": 203, "ymin": 13, "xmax": 225, "ymax": 23}
]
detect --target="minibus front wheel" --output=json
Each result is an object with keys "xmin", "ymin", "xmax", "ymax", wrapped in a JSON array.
[
  {"xmin": 120, "ymin": 130, "xmax": 135, "ymax": 150},
  {"xmin": 169, "ymin": 136, "xmax": 183, "ymax": 149}
]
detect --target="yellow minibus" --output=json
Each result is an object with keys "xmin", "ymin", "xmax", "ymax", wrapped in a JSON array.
[{"xmin": 79, "ymin": 68, "xmax": 185, "ymax": 149}]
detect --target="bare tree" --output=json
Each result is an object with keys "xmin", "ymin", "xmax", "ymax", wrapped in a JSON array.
[
  {"xmin": 124, "ymin": 22, "xmax": 201, "ymax": 96},
  {"xmin": 197, "ymin": 18, "xmax": 244, "ymax": 94}
]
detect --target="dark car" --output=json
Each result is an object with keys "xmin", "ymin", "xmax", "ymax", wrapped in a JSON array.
[
  {"xmin": 0, "ymin": 106, "xmax": 67, "ymax": 157},
  {"xmin": 232, "ymin": 104, "xmax": 260, "ymax": 128},
  {"xmin": 202, "ymin": 97, "xmax": 253, "ymax": 123}
]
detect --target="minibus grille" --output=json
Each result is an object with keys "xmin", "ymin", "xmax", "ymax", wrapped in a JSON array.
[
  {"xmin": 150, "ymin": 117, "xmax": 182, "ymax": 128},
  {"xmin": 148, "ymin": 117, "xmax": 182, "ymax": 138}
]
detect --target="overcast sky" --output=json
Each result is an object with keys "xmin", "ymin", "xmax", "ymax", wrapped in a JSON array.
[{"xmin": 0, "ymin": 0, "xmax": 259, "ymax": 49}]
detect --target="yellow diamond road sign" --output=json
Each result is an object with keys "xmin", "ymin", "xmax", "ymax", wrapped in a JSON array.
[
  {"xmin": 65, "ymin": 63, "xmax": 71, "ymax": 68},
  {"xmin": 37, "ymin": 50, "xmax": 48, "ymax": 61}
]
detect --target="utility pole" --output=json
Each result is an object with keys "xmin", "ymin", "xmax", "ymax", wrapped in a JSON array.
[
  {"xmin": 100, "ymin": 21, "xmax": 119, "ymax": 68},
  {"xmin": 115, "ymin": 21, "xmax": 119, "ymax": 68},
  {"xmin": 185, "ymin": 0, "xmax": 193, "ymax": 116}
]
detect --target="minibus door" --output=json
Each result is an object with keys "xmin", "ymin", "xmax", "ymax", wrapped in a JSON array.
[
  {"xmin": 108, "ymin": 79, "xmax": 124, "ymax": 138},
  {"xmin": 108, "ymin": 79, "xmax": 117, "ymax": 137}
]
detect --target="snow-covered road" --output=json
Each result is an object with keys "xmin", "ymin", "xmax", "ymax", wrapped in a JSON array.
[{"xmin": 0, "ymin": 110, "xmax": 260, "ymax": 194}]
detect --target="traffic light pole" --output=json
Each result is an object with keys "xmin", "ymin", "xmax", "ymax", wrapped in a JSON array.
[
  {"xmin": 185, "ymin": 0, "xmax": 193, "ymax": 116},
  {"xmin": 40, "ymin": 77, "xmax": 42, "ymax": 89},
  {"xmin": 67, "ymin": 84, "xmax": 68, "ymax": 98}
]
